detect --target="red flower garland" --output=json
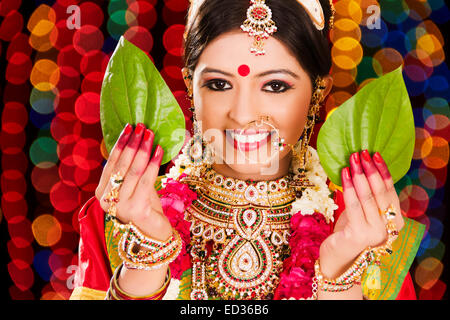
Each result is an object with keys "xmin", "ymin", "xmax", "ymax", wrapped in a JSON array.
[
  {"xmin": 157, "ymin": 174, "xmax": 196, "ymax": 279},
  {"xmin": 274, "ymin": 212, "xmax": 332, "ymax": 299}
]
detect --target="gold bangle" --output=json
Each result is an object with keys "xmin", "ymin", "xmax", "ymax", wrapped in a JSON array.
[
  {"xmin": 314, "ymin": 248, "xmax": 374, "ymax": 293},
  {"xmin": 107, "ymin": 262, "xmax": 171, "ymax": 300},
  {"xmin": 118, "ymin": 225, "xmax": 182, "ymax": 271}
]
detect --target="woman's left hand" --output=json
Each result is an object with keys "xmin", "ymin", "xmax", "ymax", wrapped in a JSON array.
[{"xmin": 318, "ymin": 150, "xmax": 404, "ymax": 279}]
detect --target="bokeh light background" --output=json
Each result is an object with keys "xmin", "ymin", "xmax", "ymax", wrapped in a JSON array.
[{"xmin": 0, "ymin": 0, "xmax": 448, "ymax": 300}]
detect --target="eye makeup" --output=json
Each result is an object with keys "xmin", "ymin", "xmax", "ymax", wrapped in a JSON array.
[{"xmin": 261, "ymin": 80, "xmax": 294, "ymax": 93}]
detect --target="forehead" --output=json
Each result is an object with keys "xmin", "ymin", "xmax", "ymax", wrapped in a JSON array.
[{"xmin": 195, "ymin": 30, "xmax": 303, "ymax": 74}]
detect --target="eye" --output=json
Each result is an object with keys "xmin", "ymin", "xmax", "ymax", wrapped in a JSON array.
[
  {"xmin": 262, "ymin": 80, "xmax": 292, "ymax": 93},
  {"xmin": 203, "ymin": 79, "xmax": 232, "ymax": 91}
]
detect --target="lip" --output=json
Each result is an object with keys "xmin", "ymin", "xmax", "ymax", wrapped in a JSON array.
[{"xmin": 225, "ymin": 129, "xmax": 273, "ymax": 152}]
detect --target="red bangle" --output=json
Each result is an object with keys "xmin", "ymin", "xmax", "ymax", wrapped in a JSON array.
[{"xmin": 106, "ymin": 263, "xmax": 171, "ymax": 300}]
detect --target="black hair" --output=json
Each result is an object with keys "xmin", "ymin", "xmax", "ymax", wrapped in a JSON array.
[{"xmin": 183, "ymin": 0, "xmax": 333, "ymax": 85}]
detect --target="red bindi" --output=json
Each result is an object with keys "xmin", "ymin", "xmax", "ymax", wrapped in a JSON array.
[{"xmin": 238, "ymin": 64, "xmax": 250, "ymax": 77}]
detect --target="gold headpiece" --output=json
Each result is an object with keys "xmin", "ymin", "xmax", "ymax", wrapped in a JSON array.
[{"xmin": 185, "ymin": 0, "xmax": 336, "ymax": 53}]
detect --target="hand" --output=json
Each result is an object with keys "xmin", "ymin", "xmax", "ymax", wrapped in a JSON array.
[
  {"xmin": 95, "ymin": 123, "xmax": 172, "ymax": 241},
  {"xmin": 319, "ymin": 150, "xmax": 404, "ymax": 279}
]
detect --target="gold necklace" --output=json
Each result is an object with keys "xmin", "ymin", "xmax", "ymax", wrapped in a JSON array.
[{"xmin": 185, "ymin": 167, "xmax": 295, "ymax": 300}]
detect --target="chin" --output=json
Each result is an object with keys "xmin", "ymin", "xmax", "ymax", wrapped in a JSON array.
[{"xmin": 215, "ymin": 153, "xmax": 285, "ymax": 179}]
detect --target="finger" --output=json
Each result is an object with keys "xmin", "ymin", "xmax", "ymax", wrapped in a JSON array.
[
  {"xmin": 372, "ymin": 151, "xmax": 403, "ymax": 227},
  {"xmin": 101, "ymin": 123, "xmax": 146, "ymax": 207},
  {"xmin": 96, "ymin": 123, "xmax": 132, "ymax": 200},
  {"xmin": 360, "ymin": 149, "xmax": 395, "ymax": 215},
  {"xmin": 341, "ymin": 166, "xmax": 366, "ymax": 227},
  {"xmin": 119, "ymin": 128, "xmax": 155, "ymax": 200},
  {"xmin": 373, "ymin": 152, "xmax": 396, "ymax": 194},
  {"xmin": 349, "ymin": 152, "xmax": 382, "ymax": 226},
  {"xmin": 132, "ymin": 145, "xmax": 164, "ymax": 203}
]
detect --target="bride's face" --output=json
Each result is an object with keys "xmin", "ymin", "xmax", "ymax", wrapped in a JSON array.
[{"xmin": 190, "ymin": 30, "xmax": 315, "ymax": 180}]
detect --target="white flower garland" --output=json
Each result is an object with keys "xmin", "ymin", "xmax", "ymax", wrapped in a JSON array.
[
  {"xmin": 160, "ymin": 139, "xmax": 339, "ymax": 299},
  {"xmin": 289, "ymin": 144, "xmax": 337, "ymax": 223}
]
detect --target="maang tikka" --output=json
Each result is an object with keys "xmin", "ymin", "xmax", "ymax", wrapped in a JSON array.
[{"xmin": 240, "ymin": 0, "xmax": 336, "ymax": 55}]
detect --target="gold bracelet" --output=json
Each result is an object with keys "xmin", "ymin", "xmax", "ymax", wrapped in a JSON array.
[
  {"xmin": 314, "ymin": 248, "xmax": 374, "ymax": 293},
  {"xmin": 372, "ymin": 204, "xmax": 399, "ymax": 263},
  {"xmin": 118, "ymin": 224, "xmax": 182, "ymax": 271},
  {"xmin": 314, "ymin": 204, "xmax": 399, "ymax": 295},
  {"xmin": 106, "ymin": 262, "xmax": 171, "ymax": 300}
]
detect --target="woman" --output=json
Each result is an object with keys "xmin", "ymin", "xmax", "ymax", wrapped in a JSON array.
[{"xmin": 70, "ymin": 0, "xmax": 424, "ymax": 300}]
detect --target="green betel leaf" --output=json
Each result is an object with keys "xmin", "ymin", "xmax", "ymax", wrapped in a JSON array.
[
  {"xmin": 100, "ymin": 36, "xmax": 186, "ymax": 165},
  {"xmin": 317, "ymin": 67, "xmax": 415, "ymax": 186}
]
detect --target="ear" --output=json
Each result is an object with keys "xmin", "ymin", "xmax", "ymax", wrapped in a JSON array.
[
  {"xmin": 321, "ymin": 74, "xmax": 333, "ymax": 101},
  {"xmin": 182, "ymin": 67, "xmax": 193, "ymax": 91}
]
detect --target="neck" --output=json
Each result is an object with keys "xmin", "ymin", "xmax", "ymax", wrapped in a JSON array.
[{"xmin": 210, "ymin": 153, "xmax": 293, "ymax": 181}]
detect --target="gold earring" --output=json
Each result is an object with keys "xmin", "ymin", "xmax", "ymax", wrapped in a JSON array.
[{"xmin": 288, "ymin": 76, "xmax": 326, "ymax": 196}]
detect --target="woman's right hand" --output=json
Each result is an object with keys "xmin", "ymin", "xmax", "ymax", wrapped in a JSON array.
[{"xmin": 95, "ymin": 123, "xmax": 172, "ymax": 241}]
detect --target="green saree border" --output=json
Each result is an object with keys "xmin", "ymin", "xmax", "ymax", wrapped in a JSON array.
[
  {"xmin": 380, "ymin": 217, "xmax": 425, "ymax": 299},
  {"xmin": 361, "ymin": 216, "xmax": 425, "ymax": 300}
]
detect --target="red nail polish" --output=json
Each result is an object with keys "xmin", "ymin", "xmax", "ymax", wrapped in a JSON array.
[
  {"xmin": 124, "ymin": 123, "xmax": 132, "ymax": 135},
  {"xmin": 152, "ymin": 145, "xmax": 164, "ymax": 164},
  {"xmin": 350, "ymin": 152, "xmax": 363, "ymax": 174},
  {"xmin": 344, "ymin": 167, "xmax": 351, "ymax": 180},
  {"xmin": 116, "ymin": 124, "xmax": 132, "ymax": 149},
  {"xmin": 361, "ymin": 149, "xmax": 371, "ymax": 162},
  {"xmin": 360, "ymin": 149, "xmax": 378, "ymax": 176},
  {"xmin": 373, "ymin": 152, "xmax": 384, "ymax": 164},
  {"xmin": 143, "ymin": 129, "xmax": 154, "ymax": 142},
  {"xmin": 341, "ymin": 167, "xmax": 351, "ymax": 189},
  {"xmin": 135, "ymin": 123, "xmax": 145, "ymax": 135},
  {"xmin": 373, "ymin": 152, "xmax": 391, "ymax": 180}
]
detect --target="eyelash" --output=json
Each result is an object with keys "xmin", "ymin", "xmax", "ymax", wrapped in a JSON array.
[
  {"xmin": 262, "ymin": 80, "xmax": 293, "ymax": 93},
  {"xmin": 203, "ymin": 79, "xmax": 232, "ymax": 91},
  {"xmin": 202, "ymin": 79, "xmax": 293, "ymax": 94}
]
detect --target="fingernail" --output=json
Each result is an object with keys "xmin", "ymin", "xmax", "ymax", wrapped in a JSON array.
[
  {"xmin": 361, "ymin": 149, "xmax": 371, "ymax": 163},
  {"xmin": 116, "ymin": 123, "xmax": 132, "ymax": 149},
  {"xmin": 124, "ymin": 123, "xmax": 132, "ymax": 135},
  {"xmin": 135, "ymin": 123, "xmax": 145, "ymax": 135},
  {"xmin": 341, "ymin": 167, "xmax": 352, "ymax": 189},
  {"xmin": 361, "ymin": 149, "xmax": 377, "ymax": 176},
  {"xmin": 152, "ymin": 145, "xmax": 164, "ymax": 164},
  {"xmin": 373, "ymin": 152, "xmax": 391, "ymax": 180},
  {"xmin": 373, "ymin": 152, "xmax": 384, "ymax": 164},
  {"xmin": 143, "ymin": 129, "xmax": 154, "ymax": 142},
  {"xmin": 350, "ymin": 152, "xmax": 363, "ymax": 175},
  {"xmin": 128, "ymin": 124, "xmax": 145, "ymax": 149}
]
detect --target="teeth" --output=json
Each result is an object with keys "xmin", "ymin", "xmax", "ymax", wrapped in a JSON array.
[{"xmin": 230, "ymin": 131, "xmax": 269, "ymax": 144}]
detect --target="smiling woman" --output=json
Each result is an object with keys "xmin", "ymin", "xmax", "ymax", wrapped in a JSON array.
[
  {"xmin": 189, "ymin": 30, "xmax": 326, "ymax": 181},
  {"xmin": 70, "ymin": 0, "xmax": 425, "ymax": 301}
]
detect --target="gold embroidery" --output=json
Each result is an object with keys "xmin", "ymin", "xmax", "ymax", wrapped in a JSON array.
[{"xmin": 70, "ymin": 287, "xmax": 107, "ymax": 300}]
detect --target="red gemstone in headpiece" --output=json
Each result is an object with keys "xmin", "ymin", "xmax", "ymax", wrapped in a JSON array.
[{"xmin": 252, "ymin": 7, "xmax": 267, "ymax": 20}]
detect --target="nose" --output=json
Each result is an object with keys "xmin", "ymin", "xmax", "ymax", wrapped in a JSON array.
[{"xmin": 227, "ymin": 85, "xmax": 259, "ymax": 127}]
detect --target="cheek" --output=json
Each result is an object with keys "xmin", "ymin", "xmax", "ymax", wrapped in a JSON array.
[
  {"xmin": 195, "ymin": 94, "xmax": 230, "ymax": 124},
  {"xmin": 272, "ymin": 95, "xmax": 310, "ymax": 140}
]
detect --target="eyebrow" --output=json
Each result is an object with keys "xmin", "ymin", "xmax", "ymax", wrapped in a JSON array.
[
  {"xmin": 200, "ymin": 67, "xmax": 300, "ymax": 79},
  {"xmin": 200, "ymin": 67, "xmax": 234, "ymax": 77},
  {"xmin": 256, "ymin": 69, "xmax": 300, "ymax": 79}
]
